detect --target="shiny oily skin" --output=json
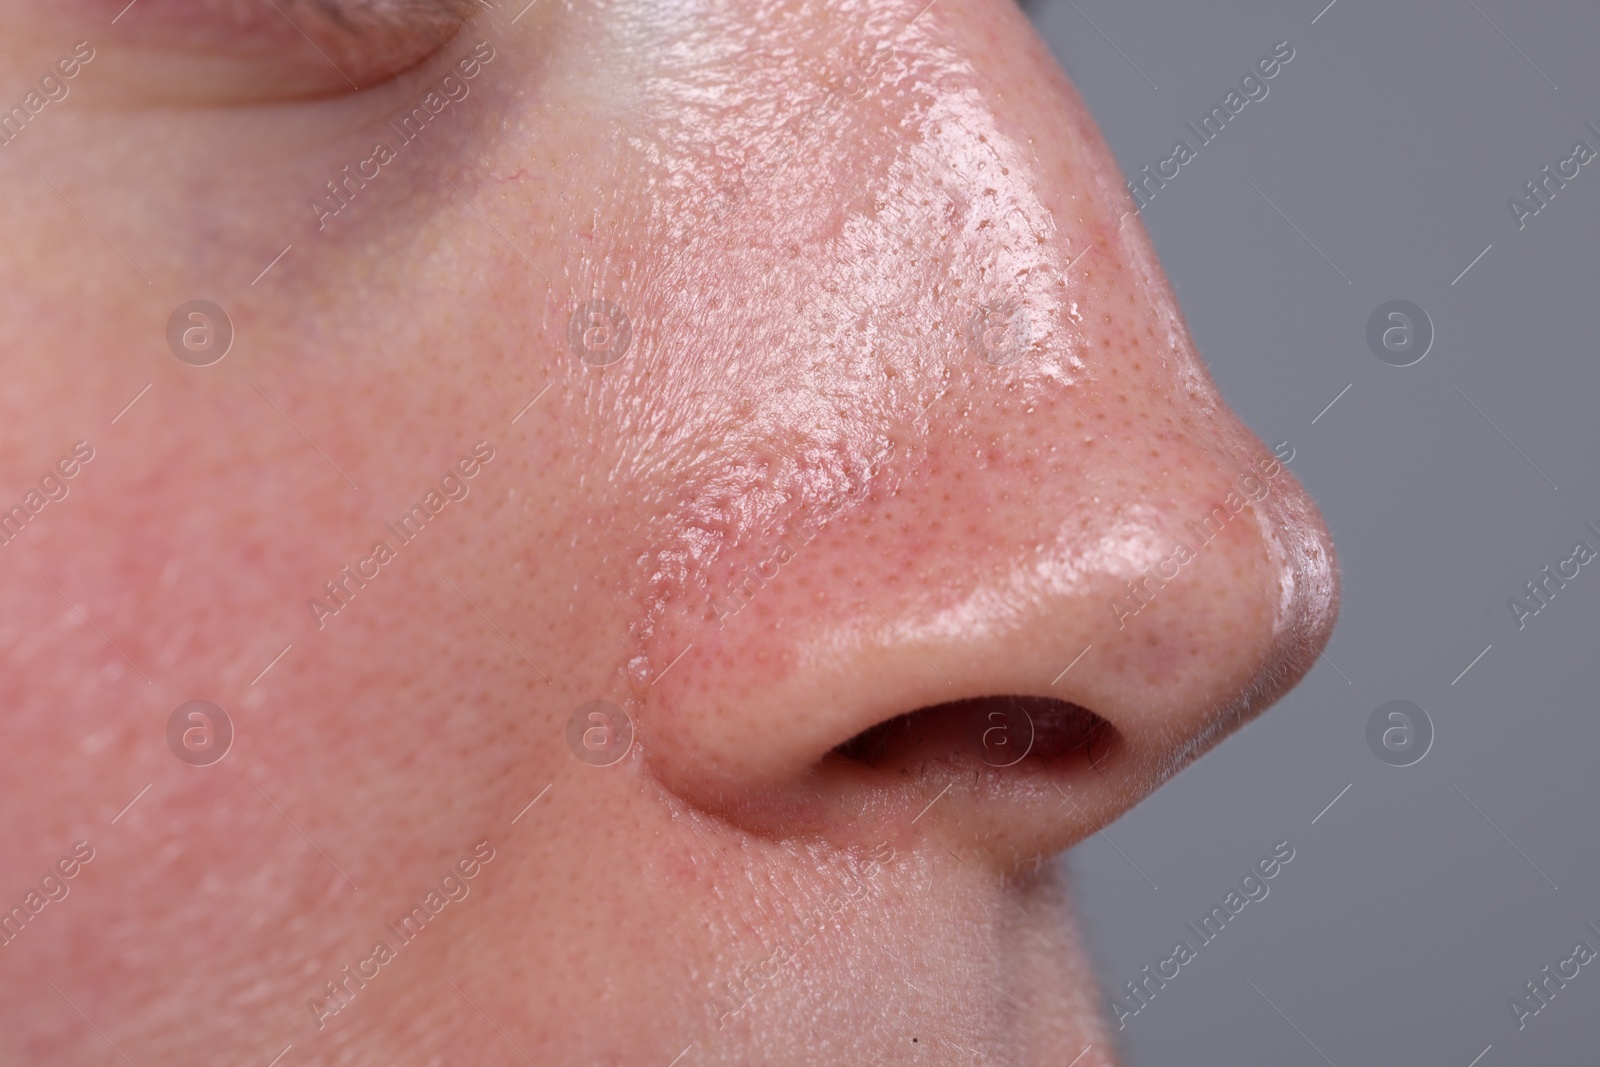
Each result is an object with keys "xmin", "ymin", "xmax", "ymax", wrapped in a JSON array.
[{"xmin": 0, "ymin": 1, "xmax": 1335, "ymax": 1065}]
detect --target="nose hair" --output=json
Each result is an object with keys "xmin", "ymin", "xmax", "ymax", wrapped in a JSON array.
[{"xmin": 636, "ymin": 389, "xmax": 1338, "ymax": 864}]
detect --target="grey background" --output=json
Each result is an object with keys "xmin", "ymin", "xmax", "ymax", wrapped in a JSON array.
[{"xmin": 1022, "ymin": 1, "xmax": 1600, "ymax": 1064}]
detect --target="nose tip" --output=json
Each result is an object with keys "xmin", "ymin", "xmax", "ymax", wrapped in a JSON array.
[{"xmin": 635, "ymin": 408, "xmax": 1339, "ymax": 864}]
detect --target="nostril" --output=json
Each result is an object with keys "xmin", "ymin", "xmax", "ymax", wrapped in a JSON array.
[
  {"xmin": 826, "ymin": 696, "xmax": 1121, "ymax": 775},
  {"xmin": 653, "ymin": 688, "xmax": 1132, "ymax": 850}
]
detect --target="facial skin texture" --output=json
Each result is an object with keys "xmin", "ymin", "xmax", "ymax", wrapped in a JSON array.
[{"xmin": 0, "ymin": 1, "xmax": 1337, "ymax": 1064}]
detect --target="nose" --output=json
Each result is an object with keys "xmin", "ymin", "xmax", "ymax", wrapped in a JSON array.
[
  {"xmin": 595, "ymin": 0, "xmax": 1339, "ymax": 866},
  {"xmin": 639, "ymin": 416, "xmax": 1337, "ymax": 865}
]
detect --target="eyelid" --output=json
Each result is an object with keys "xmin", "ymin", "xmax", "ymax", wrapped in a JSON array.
[
  {"xmin": 82, "ymin": 0, "xmax": 490, "ymax": 102},
  {"xmin": 299, "ymin": 0, "xmax": 484, "ymax": 39},
  {"xmin": 282, "ymin": 0, "xmax": 483, "ymax": 87}
]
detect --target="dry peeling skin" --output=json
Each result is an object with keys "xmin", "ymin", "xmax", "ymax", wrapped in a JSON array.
[{"xmin": 0, "ymin": 1, "xmax": 1335, "ymax": 1065}]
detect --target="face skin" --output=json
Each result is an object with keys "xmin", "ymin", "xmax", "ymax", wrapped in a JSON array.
[{"xmin": 0, "ymin": 1, "xmax": 1337, "ymax": 1063}]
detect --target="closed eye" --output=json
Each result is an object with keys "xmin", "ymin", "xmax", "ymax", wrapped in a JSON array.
[{"xmin": 84, "ymin": 0, "xmax": 494, "ymax": 102}]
